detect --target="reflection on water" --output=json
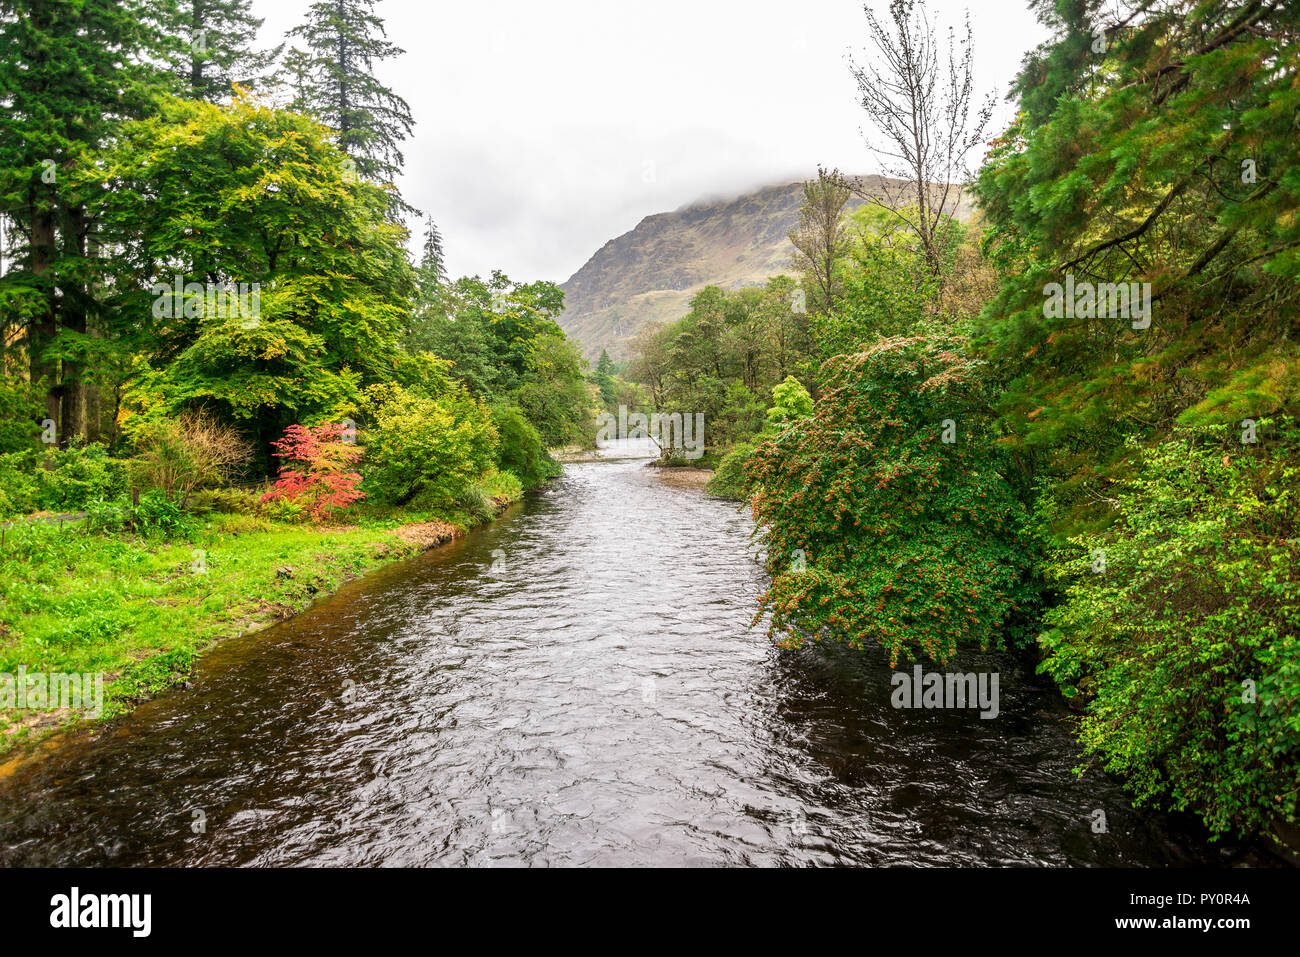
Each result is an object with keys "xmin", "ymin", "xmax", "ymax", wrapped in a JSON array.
[{"xmin": 0, "ymin": 442, "xmax": 1249, "ymax": 865}]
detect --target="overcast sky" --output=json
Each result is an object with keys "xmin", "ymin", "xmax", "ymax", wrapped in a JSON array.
[{"xmin": 251, "ymin": 0, "xmax": 1051, "ymax": 284}]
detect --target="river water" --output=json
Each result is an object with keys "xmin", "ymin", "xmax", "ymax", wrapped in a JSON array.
[{"xmin": 0, "ymin": 442, "xmax": 1248, "ymax": 866}]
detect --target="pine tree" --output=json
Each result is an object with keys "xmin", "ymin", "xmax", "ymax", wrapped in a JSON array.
[
  {"xmin": 163, "ymin": 0, "xmax": 282, "ymax": 102},
  {"xmin": 974, "ymin": 0, "xmax": 1300, "ymax": 537},
  {"xmin": 419, "ymin": 216, "xmax": 447, "ymax": 288},
  {"xmin": 287, "ymin": 0, "xmax": 414, "ymax": 184},
  {"xmin": 0, "ymin": 0, "xmax": 166, "ymax": 442},
  {"xmin": 413, "ymin": 215, "xmax": 447, "ymax": 319}
]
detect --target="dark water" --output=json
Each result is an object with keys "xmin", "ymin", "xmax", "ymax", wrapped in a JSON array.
[{"xmin": 0, "ymin": 443, "xmax": 1249, "ymax": 866}]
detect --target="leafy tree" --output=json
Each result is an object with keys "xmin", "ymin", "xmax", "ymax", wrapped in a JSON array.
[
  {"xmin": 491, "ymin": 404, "xmax": 559, "ymax": 489},
  {"xmin": 763, "ymin": 375, "xmax": 814, "ymax": 430},
  {"xmin": 788, "ymin": 166, "xmax": 851, "ymax": 315},
  {"xmin": 97, "ymin": 94, "xmax": 415, "ymax": 468},
  {"xmin": 748, "ymin": 336, "xmax": 1036, "ymax": 665},
  {"xmin": 513, "ymin": 332, "xmax": 591, "ymax": 448}
]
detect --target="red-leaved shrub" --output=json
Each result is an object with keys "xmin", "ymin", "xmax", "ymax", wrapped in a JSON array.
[{"xmin": 260, "ymin": 423, "xmax": 364, "ymax": 521}]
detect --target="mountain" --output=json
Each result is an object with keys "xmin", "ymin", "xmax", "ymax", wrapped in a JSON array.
[{"xmin": 557, "ymin": 174, "xmax": 969, "ymax": 361}]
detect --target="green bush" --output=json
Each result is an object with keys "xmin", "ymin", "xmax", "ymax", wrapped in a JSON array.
[
  {"xmin": 2, "ymin": 444, "xmax": 130, "ymax": 515},
  {"xmin": 0, "ymin": 378, "xmax": 43, "ymax": 454},
  {"xmin": 39, "ymin": 444, "xmax": 129, "ymax": 511},
  {"xmin": 1036, "ymin": 424, "xmax": 1300, "ymax": 839},
  {"xmin": 190, "ymin": 487, "xmax": 262, "ymax": 515},
  {"xmin": 492, "ymin": 404, "xmax": 559, "ymax": 489},
  {"xmin": 456, "ymin": 484, "xmax": 496, "ymax": 524},
  {"xmin": 361, "ymin": 382, "xmax": 498, "ymax": 507},
  {"xmin": 0, "ymin": 451, "xmax": 40, "ymax": 517},
  {"xmin": 83, "ymin": 490, "xmax": 196, "ymax": 539},
  {"xmin": 748, "ymin": 335, "xmax": 1037, "ymax": 665},
  {"xmin": 705, "ymin": 442, "xmax": 757, "ymax": 501}
]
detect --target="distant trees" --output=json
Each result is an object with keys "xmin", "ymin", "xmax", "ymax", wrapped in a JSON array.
[
  {"xmin": 408, "ymin": 271, "xmax": 592, "ymax": 449},
  {"xmin": 788, "ymin": 167, "xmax": 852, "ymax": 315}
]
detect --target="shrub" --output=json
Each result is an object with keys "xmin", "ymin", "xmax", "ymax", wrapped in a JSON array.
[
  {"xmin": 764, "ymin": 376, "xmax": 814, "ymax": 430},
  {"xmin": 705, "ymin": 442, "xmax": 757, "ymax": 501},
  {"xmin": 190, "ymin": 487, "xmax": 261, "ymax": 515},
  {"xmin": 456, "ymin": 484, "xmax": 496, "ymax": 524},
  {"xmin": 0, "ymin": 377, "xmax": 43, "ymax": 454},
  {"xmin": 0, "ymin": 451, "xmax": 40, "ymax": 517},
  {"xmin": 361, "ymin": 383, "xmax": 498, "ymax": 507},
  {"xmin": 492, "ymin": 404, "xmax": 559, "ymax": 489},
  {"xmin": 1036, "ymin": 424, "xmax": 1300, "ymax": 839},
  {"xmin": 748, "ymin": 335, "xmax": 1037, "ymax": 665},
  {"xmin": 32, "ymin": 444, "xmax": 129, "ymax": 512},
  {"xmin": 260, "ymin": 423, "xmax": 364, "ymax": 522},
  {"xmin": 129, "ymin": 411, "xmax": 252, "ymax": 500},
  {"xmin": 83, "ymin": 490, "xmax": 196, "ymax": 539}
]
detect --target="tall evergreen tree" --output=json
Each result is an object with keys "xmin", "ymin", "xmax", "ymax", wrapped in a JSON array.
[
  {"xmin": 974, "ymin": 0, "xmax": 1300, "ymax": 535},
  {"xmin": 0, "ymin": 0, "xmax": 165, "ymax": 442},
  {"xmin": 287, "ymin": 0, "xmax": 414, "ymax": 184},
  {"xmin": 419, "ymin": 215, "xmax": 447, "ymax": 293},
  {"xmin": 162, "ymin": 0, "xmax": 282, "ymax": 103}
]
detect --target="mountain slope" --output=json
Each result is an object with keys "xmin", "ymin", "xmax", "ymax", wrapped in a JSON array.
[{"xmin": 559, "ymin": 175, "xmax": 968, "ymax": 361}]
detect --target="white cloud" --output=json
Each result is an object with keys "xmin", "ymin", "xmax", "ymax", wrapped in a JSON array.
[{"xmin": 251, "ymin": 0, "xmax": 1049, "ymax": 282}]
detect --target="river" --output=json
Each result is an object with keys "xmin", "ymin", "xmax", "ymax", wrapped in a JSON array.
[{"xmin": 0, "ymin": 442, "xmax": 1247, "ymax": 866}]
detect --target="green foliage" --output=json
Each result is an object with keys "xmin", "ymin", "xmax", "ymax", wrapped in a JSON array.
[
  {"xmin": 0, "ymin": 444, "xmax": 130, "ymax": 516},
  {"xmin": 361, "ymin": 382, "xmax": 498, "ymax": 507},
  {"xmin": 704, "ymin": 441, "xmax": 757, "ymax": 501},
  {"xmin": 1036, "ymin": 424, "xmax": 1300, "ymax": 838},
  {"xmin": 0, "ymin": 377, "xmax": 42, "ymax": 454},
  {"xmin": 764, "ymin": 376, "xmax": 814, "ymax": 431},
  {"xmin": 748, "ymin": 336, "xmax": 1037, "ymax": 665},
  {"xmin": 973, "ymin": 0, "xmax": 1300, "ymax": 535},
  {"xmin": 0, "ymin": 451, "xmax": 39, "ymax": 517},
  {"xmin": 492, "ymin": 404, "xmax": 559, "ymax": 489},
  {"xmin": 83, "ymin": 490, "xmax": 197, "ymax": 540},
  {"xmin": 513, "ymin": 332, "xmax": 592, "ymax": 448},
  {"xmin": 99, "ymin": 93, "xmax": 414, "ymax": 454}
]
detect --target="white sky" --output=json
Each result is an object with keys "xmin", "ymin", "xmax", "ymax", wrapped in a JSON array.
[{"xmin": 251, "ymin": 0, "xmax": 1051, "ymax": 283}]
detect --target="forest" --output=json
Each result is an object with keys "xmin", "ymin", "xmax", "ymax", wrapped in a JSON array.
[
  {"xmin": 0, "ymin": 0, "xmax": 1296, "ymax": 859},
  {"xmin": 0, "ymin": 0, "xmax": 592, "ymax": 728},
  {"xmin": 615, "ymin": 0, "xmax": 1300, "ymax": 843}
]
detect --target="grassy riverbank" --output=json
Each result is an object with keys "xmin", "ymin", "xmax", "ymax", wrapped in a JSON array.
[{"xmin": 0, "ymin": 492, "xmax": 521, "ymax": 757}]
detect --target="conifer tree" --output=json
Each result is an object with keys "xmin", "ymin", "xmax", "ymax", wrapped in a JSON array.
[
  {"xmin": 0, "ymin": 0, "xmax": 165, "ymax": 440},
  {"xmin": 163, "ymin": 0, "xmax": 282, "ymax": 102},
  {"xmin": 287, "ymin": 0, "xmax": 414, "ymax": 184}
]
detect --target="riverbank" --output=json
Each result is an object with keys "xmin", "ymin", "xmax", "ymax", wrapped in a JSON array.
[{"xmin": 0, "ymin": 493, "xmax": 521, "ymax": 760}]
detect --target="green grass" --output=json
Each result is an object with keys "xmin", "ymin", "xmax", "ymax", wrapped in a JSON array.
[
  {"xmin": 0, "ymin": 476, "xmax": 529, "ymax": 756},
  {"xmin": 0, "ymin": 513, "xmax": 420, "ymax": 753}
]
